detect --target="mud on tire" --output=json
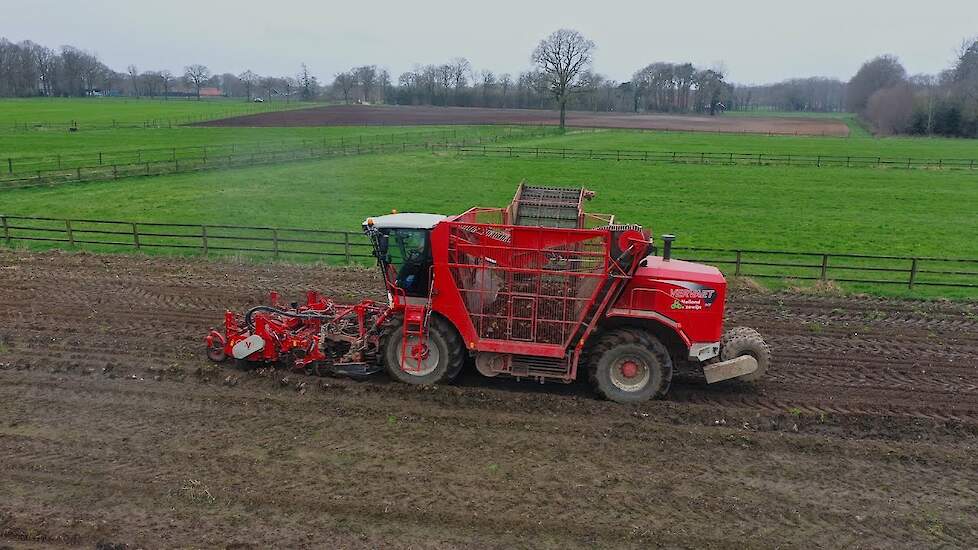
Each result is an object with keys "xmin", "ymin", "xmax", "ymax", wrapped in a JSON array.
[
  {"xmin": 720, "ymin": 327, "xmax": 771, "ymax": 382},
  {"xmin": 586, "ymin": 328, "xmax": 673, "ymax": 403},
  {"xmin": 382, "ymin": 315, "xmax": 464, "ymax": 385}
]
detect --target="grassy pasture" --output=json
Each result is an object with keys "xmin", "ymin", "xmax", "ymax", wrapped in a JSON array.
[
  {"xmin": 0, "ymin": 97, "xmax": 315, "ymax": 126},
  {"xmin": 3, "ymin": 152, "xmax": 976, "ymax": 256},
  {"xmin": 519, "ymin": 128, "xmax": 978, "ymax": 159},
  {"xmin": 2, "ymin": 98, "xmax": 976, "ymax": 298}
]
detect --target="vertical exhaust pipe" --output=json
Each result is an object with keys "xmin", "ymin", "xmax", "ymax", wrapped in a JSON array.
[{"xmin": 662, "ymin": 234, "xmax": 676, "ymax": 261}]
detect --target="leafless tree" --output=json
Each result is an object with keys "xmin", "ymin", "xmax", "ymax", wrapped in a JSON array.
[
  {"xmin": 333, "ymin": 72, "xmax": 356, "ymax": 103},
  {"xmin": 531, "ymin": 29, "xmax": 595, "ymax": 128},
  {"xmin": 127, "ymin": 64, "xmax": 140, "ymax": 98},
  {"xmin": 354, "ymin": 65, "xmax": 377, "ymax": 102},
  {"xmin": 183, "ymin": 64, "xmax": 211, "ymax": 100},
  {"xmin": 378, "ymin": 69, "xmax": 391, "ymax": 103},
  {"xmin": 866, "ymin": 84, "xmax": 914, "ymax": 134},
  {"xmin": 298, "ymin": 64, "xmax": 318, "ymax": 100},
  {"xmin": 239, "ymin": 70, "xmax": 258, "ymax": 101},
  {"xmin": 846, "ymin": 55, "xmax": 906, "ymax": 112},
  {"xmin": 160, "ymin": 70, "xmax": 174, "ymax": 100},
  {"xmin": 141, "ymin": 70, "xmax": 161, "ymax": 98}
]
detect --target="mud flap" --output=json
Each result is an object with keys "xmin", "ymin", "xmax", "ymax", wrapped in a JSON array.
[{"xmin": 703, "ymin": 355, "xmax": 758, "ymax": 384}]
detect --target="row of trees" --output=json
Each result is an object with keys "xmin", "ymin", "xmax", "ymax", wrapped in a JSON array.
[
  {"xmin": 731, "ymin": 77, "xmax": 847, "ymax": 112},
  {"xmin": 0, "ymin": 37, "xmax": 320, "ymax": 101},
  {"xmin": 848, "ymin": 40, "xmax": 978, "ymax": 137},
  {"xmin": 326, "ymin": 38, "xmax": 735, "ymax": 121}
]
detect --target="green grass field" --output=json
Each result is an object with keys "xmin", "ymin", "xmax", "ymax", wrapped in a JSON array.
[
  {"xmin": 4, "ymin": 153, "xmax": 975, "ymax": 258},
  {"xmin": 2, "ymin": 98, "xmax": 976, "ymax": 298},
  {"xmin": 523, "ymin": 128, "xmax": 978, "ymax": 159},
  {"xmin": 0, "ymin": 97, "xmax": 315, "ymax": 126}
]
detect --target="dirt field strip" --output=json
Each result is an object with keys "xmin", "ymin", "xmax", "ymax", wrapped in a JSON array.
[
  {"xmin": 197, "ymin": 104, "xmax": 850, "ymax": 137},
  {"xmin": 1, "ymin": 250, "xmax": 977, "ymax": 548}
]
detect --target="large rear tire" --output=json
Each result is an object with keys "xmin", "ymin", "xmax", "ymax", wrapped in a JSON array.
[
  {"xmin": 587, "ymin": 328, "xmax": 673, "ymax": 403},
  {"xmin": 383, "ymin": 315, "xmax": 464, "ymax": 385},
  {"xmin": 720, "ymin": 327, "xmax": 771, "ymax": 382}
]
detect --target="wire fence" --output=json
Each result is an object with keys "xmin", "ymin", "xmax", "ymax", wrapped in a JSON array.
[
  {"xmin": 0, "ymin": 126, "xmax": 560, "ymax": 188},
  {"xmin": 2, "ymin": 215, "xmax": 976, "ymax": 291},
  {"xmin": 440, "ymin": 145, "xmax": 978, "ymax": 172}
]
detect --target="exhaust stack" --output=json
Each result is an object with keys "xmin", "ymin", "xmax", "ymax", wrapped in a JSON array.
[{"xmin": 662, "ymin": 234, "xmax": 676, "ymax": 261}]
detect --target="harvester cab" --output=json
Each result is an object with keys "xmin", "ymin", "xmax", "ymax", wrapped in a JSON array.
[
  {"xmin": 364, "ymin": 212, "xmax": 445, "ymax": 299},
  {"xmin": 207, "ymin": 183, "xmax": 771, "ymax": 403}
]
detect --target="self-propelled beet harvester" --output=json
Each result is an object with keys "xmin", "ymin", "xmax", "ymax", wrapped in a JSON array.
[{"xmin": 205, "ymin": 184, "xmax": 770, "ymax": 403}]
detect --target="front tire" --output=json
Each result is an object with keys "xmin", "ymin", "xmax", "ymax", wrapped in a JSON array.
[
  {"xmin": 383, "ymin": 315, "xmax": 464, "ymax": 385},
  {"xmin": 587, "ymin": 328, "xmax": 673, "ymax": 403}
]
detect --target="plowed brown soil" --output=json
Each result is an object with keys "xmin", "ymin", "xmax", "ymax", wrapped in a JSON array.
[
  {"xmin": 2, "ymin": 250, "xmax": 977, "ymax": 548},
  {"xmin": 197, "ymin": 105, "xmax": 850, "ymax": 137}
]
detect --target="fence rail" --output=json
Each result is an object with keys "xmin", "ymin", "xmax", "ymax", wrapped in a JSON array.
[
  {"xmin": 1, "ymin": 215, "xmax": 976, "ymax": 291},
  {"xmin": 442, "ymin": 145, "xmax": 978, "ymax": 172}
]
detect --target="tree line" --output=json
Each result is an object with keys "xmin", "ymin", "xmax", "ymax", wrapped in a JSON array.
[
  {"xmin": 3, "ymin": 31, "xmax": 976, "ymax": 136},
  {"xmin": 847, "ymin": 39, "xmax": 978, "ymax": 137},
  {"xmin": 0, "ymin": 37, "xmax": 319, "ymax": 101}
]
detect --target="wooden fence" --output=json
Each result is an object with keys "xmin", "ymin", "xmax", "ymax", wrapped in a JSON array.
[
  {"xmin": 443, "ymin": 145, "xmax": 978, "ymax": 171},
  {"xmin": 0, "ymin": 127, "xmax": 559, "ymax": 188},
  {"xmin": 2, "ymin": 215, "xmax": 976, "ymax": 291}
]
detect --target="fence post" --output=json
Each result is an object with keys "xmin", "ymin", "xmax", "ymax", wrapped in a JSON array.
[
  {"xmin": 76, "ymin": 167, "xmax": 81, "ymax": 181},
  {"xmin": 65, "ymin": 219, "xmax": 74, "ymax": 246},
  {"xmin": 817, "ymin": 155, "xmax": 820, "ymax": 168},
  {"xmin": 98, "ymin": 152, "xmax": 103, "ymax": 165},
  {"xmin": 908, "ymin": 258, "xmax": 918, "ymax": 289},
  {"xmin": 1, "ymin": 215, "xmax": 10, "ymax": 246},
  {"xmin": 112, "ymin": 165, "xmax": 118, "ymax": 179},
  {"xmin": 847, "ymin": 156, "xmax": 850, "ymax": 168},
  {"xmin": 201, "ymin": 225, "xmax": 209, "ymax": 255},
  {"xmin": 132, "ymin": 223, "xmax": 140, "ymax": 249},
  {"xmin": 820, "ymin": 254, "xmax": 828, "ymax": 280},
  {"xmin": 6, "ymin": 158, "xmax": 11, "ymax": 174},
  {"xmin": 735, "ymin": 250, "xmax": 742, "ymax": 276},
  {"xmin": 344, "ymin": 232, "xmax": 351, "ymax": 263}
]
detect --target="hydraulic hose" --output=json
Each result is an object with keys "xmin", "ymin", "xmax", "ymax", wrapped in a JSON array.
[{"xmin": 244, "ymin": 305, "xmax": 333, "ymax": 330}]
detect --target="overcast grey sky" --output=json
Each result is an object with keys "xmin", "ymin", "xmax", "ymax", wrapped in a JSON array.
[{"xmin": 5, "ymin": 0, "xmax": 977, "ymax": 84}]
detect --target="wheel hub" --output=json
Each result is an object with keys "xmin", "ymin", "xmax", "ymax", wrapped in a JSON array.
[
  {"xmin": 621, "ymin": 360, "xmax": 639, "ymax": 379},
  {"xmin": 400, "ymin": 335, "xmax": 439, "ymax": 376},
  {"xmin": 609, "ymin": 356, "xmax": 651, "ymax": 392}
]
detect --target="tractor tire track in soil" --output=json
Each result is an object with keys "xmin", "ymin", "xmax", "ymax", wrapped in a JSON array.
[{"xmin": 1, "ymin": 250, "xmax": 976, "ymax": 548}]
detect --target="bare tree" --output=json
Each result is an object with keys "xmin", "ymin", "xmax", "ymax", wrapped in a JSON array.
[
  {"xmin": 846, "ymin": 55, "xmax": 906, "ymax": 112},
  {"xmin": 239, "ymin": 70, "xmax": 258, "ymax": 101},
  {"xmin": 127, "ymin": 64, "xmax": 140, "ymax": 98},
  {"xmin": 141, "ymin": 70, "xmax": 161, "ymax": 98},
  {"xmin": 354, "ymin": 65, "xmax": 376, "ymax": 102},
  {"xmin": 866, "ymin": 84, "xmax": 914, "ymax": 134},
  {"xmin": 531, "ymin": 29, "xmax": 595, "ymax": 129},
  {"xmin": 298, "ymin": 64, "xmax": 318, "ymax": 100},
  {"xmin": 183, "ymin": 64, "xmax": 211, "ymax": 100},
  {"xmin": 160, "ymin": 70, "xmax": 174, "ymax": 100},
  {"xmin": 333, "ymin": 72, "xmax": 356, "ymax": 103}
]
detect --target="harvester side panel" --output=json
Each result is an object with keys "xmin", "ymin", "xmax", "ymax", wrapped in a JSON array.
[{"xmin": 439, "ymin": 220, "xmax": 611, "ymax": 354}]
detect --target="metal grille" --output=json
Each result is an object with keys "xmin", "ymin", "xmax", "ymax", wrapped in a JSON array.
[
  {"xmin": 512, "ymin": 185, "xmax": 588, "ymax": 228},
  {"xmin": 447, "ymin": 223, "xmax": 609, "ymax": 347}
]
